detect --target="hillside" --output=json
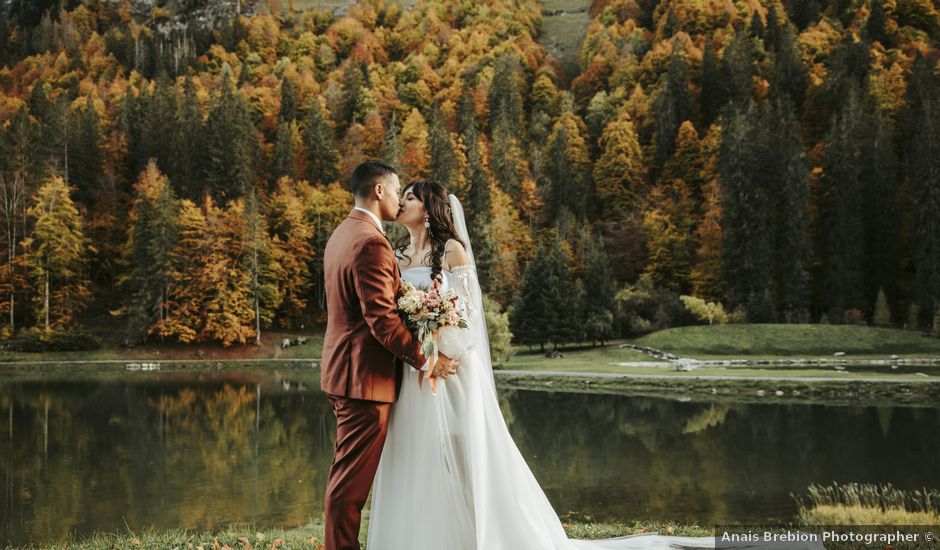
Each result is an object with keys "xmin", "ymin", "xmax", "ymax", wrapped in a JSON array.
[{"xmin": 1, "ymin": 0, "xmax": 940, "ymax": 350}]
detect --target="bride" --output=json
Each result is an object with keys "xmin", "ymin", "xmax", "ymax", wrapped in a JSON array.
[{"xmin": 366, "ymin": 179, "xmax": 823, "ymax": 550}]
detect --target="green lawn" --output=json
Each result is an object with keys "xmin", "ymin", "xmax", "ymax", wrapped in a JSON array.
[
  {"xmin": 633, "ymin": 324, "xmax": 940, "ymax": 358},
  {"xmin": 536, "ymin": 0, "xmax": 592, "ymax": 81},
  {"xmin": 502, "ymin": 341, "xmax": 662, "ymax": 372}
]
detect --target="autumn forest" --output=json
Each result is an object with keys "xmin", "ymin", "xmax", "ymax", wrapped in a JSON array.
[{"xmin": 0, "ymin": 0, "xmax": 939, "ymax": 349}]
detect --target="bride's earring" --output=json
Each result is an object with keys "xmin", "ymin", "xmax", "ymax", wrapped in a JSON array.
[{"xmin": 424, "ymin": 216, "xmax": 432, "ymax": 237}]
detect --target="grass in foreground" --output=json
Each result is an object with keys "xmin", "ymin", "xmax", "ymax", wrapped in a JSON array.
[
  {"xmin": 634, "ymin": 324, "xmax": 940, "ymax": 358},
  {"xmin": 14, "ymin": 482, "xmax": 939, "ymax": 549},
  {"xmin": 7, "ymin": 519, "xmax": 711, "ymax": 550}
]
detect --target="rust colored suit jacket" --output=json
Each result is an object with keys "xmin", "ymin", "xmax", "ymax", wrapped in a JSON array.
[{"xmin": 320, "ymin": 209, "xmax": 426, "ymax": 403}]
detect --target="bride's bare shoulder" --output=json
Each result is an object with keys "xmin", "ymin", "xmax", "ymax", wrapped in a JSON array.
[{"xmin": 444, "ymin": 239, "xmax": 471, "ymax": 269}]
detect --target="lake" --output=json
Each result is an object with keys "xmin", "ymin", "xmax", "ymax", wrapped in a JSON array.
[{"xmin": 1, "ymin": 366, "xmax": 939, "ymax": 546}]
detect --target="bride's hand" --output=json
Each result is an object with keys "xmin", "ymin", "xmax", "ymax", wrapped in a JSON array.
[
  {"xmin": 423, "ymin": 352, "xmax": 458, "ymax": 395},
  {"xmin": 435, "ymin": 352, "xmax": 459, "ymax": 377}
]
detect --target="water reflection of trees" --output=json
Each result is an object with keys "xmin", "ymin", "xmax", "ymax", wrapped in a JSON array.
[
  {"xmin": 0, "ymin": 377, "xmax": 336, "ymax": 546},
  {"xmin": 2, "ymin": 379, "xmax": 939, "ymax": 546},
  {"xmin": 504, "ymin": 391, "xmax": 940, "ymax": 525}
]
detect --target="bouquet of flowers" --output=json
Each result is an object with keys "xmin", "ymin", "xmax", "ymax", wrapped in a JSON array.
[{"xmin": 397, "ymin": 280, "xmax": 469, "ymax": 393}]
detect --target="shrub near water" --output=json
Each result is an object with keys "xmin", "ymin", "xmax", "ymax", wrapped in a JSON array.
[
  {"xmin": 794, "ymin": 482, "xmax": 940, "ymax": 525},
  {"xmin": 1, "ymin": 328, "xmax": 102, "ymax": 352}
]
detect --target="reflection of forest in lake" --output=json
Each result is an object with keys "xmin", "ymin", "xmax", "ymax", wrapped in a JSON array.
[{"xmin": 2, "ymin": 369, "xmax": 939, "ymax": 546}]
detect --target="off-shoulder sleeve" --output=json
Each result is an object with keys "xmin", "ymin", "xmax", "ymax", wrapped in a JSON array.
[
  {"xmin": 434, "ymin": 264, "xmax": 482, "ymax": 361},
  {"xmin": 449, "ymin": 265, "xmax": 481, "ymax": 324}
]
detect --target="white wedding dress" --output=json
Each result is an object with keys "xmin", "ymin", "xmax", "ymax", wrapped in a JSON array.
[{"xmin": 365, "ymin": 197, "xmax": 826, "ymax": 550}]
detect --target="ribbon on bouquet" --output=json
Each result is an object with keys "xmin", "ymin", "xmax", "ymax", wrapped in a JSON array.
[
  {"xmin": 418, "ymin": 337, "xmax": 439, "ymax": 395},
  {"xmin": 417, "ymin": 277, "xmax": 442, "ymax": 395}
]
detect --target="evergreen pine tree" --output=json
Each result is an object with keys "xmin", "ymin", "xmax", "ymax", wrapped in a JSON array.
[
  {"xmin": 147, "ymin": 72, "xmax": 177, "ymax": 179},
  {"xmin": 487, "ymin": 51, "xmax": 525, "ymax": 133},
  {"xmin": 873, "ymin": 288, "xmax": 892, "ymax": 327},
  {"xmin": 272, "ymin": 121, "xmax": 297, "ymax": 181},
  {"xmin": 304, "ymin": 100, "xmax": 340, "ymax": 185},
  {"xmin": 489, "ymin": 122, "xmax": 525, "ymax": 197},
  {"xmin": 383, "ymin": 112, "xmax": 404, "ymax": 168},
  {"xmin": 864, "ymin": 0, "xmax": 890, "ymax": 47},
  {"xmin": 510, "ymin": 245, "xmax": 551, "ymax": 350},
  {"xmin": 904, "ymin": 54, "xmax": 940, "ymax": 325},
  {"xmin": 205, "ymin": 68, "xmax": 257, "ymax": 202},
  {"xmin": 542, "ymin": 112, "xmax": 591, "ymax": 223},
  {"xmin": 174, "ymin": 76, "xmax": 206, "ymax": 200},
  {"xmin": 462, "ymin": 104, "xmax": 496, "ymax": 291},
  {"xmin": 69, "ymin": 97, "xmax": 103, "ymax": 206},
  {"xmin": 784, "ymin": 0, "xmax": 821, "ymax": 30},
  {"xmin": 338, "ymin": 60, "xmax": 370, "ymax": 132},
  {"xmin": 278, "ymin": 77, "xmax": 297, "ymax": 124},
  {"xmin": 769, "ymin": 14, "xmax": 808, "ymax": 112},
  {"xmin": 487, "ymin": 52, "xmax": 527, "ymax": 198},
  {"xmin": 544, "ymin": 238, "xmax": 583, "ymax": 348},
  {"xmin": 582, "ymin": 237, "xmax": 616, "ymax": 345},
  {"xmin": 427, "ymin": 104, "xmax": 458, "ymax": 188},
  {"xmin": 700, "ymin": 39, "xmax": 725, "ymax": 127},
  {"xmin": 819, "ymin": 84, "xmax": 867, "ymax": 319},
  {"xmin": 718, "ymin": 101, "xmax": 775, "ymax": 320},
  {"xmin": 769, "ymin": 93, "xmax": 811, "ymax": 322},
  {"xmin": 860, "ymin": 94, "xmax": 900, "ymax": 316},
  {"xmin": 122, "ymin": 160, "xmax": 179, "ymax": 343},
  {"xmin": 653, "ymin": 43, "xmax": 692, "ymax": 169},
  {"xmin": 28, "ymin": 80, "xmax": 62, "ymax": 173},
  {"xmin": 720, "ymin": 26, "xmax": 756, "ymax": 108}
]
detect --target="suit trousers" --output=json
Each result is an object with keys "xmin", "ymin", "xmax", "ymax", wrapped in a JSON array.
[{"xmin": 324, "ymin": 393, "xmax": 392, "ymax": 550}]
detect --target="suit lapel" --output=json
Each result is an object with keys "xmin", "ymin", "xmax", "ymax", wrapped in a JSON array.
[{"xmin": 348, "ymin": 209, "xmax": 401, "ymax": 281}]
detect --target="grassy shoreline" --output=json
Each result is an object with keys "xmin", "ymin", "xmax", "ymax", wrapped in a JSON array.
[
  {"xmin": 495, "ymin": 370, "xmax": 940, "ymax": 406},
  {"xmin": 2, "ymin": 324, "xmax": 939, "ymax": 405},
  {"xmin": 3, "ymin": 519, "xmax": 714, "ymax": 550}
]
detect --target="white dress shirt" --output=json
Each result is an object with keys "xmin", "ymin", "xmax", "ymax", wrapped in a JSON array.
[{"xmin": 353, "ymin": 206, "xmax": 384, "ymax": 234}]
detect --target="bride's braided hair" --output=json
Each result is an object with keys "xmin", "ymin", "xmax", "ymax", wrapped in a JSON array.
[{"xmin": 395, "ymin": 179, "xmax": 466, "ymax": 284}]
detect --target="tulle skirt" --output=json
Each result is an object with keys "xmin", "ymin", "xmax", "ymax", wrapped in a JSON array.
[{"xmin": 366, "ymin": 348, "xmax": 824, "ymax": 550}]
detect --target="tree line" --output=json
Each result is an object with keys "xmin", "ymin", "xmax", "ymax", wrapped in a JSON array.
[{"xmin": 0, "ymin": 0, "xmax": 939, "ymax": 348}]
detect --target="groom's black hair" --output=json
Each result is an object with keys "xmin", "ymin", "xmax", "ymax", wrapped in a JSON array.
[{"xmin": 350, "ymin": 160, "xmax": 398, "ymax": 198}]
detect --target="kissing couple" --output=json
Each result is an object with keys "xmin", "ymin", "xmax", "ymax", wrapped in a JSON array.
[{"xmin": 319, "ymin": 161, "xmax": 824, "ymax": 550}]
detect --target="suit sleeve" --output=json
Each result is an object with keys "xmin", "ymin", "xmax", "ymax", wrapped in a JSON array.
[{"xmin": 353, "ymin": 236, "xmax": 427, "ymax": 369}]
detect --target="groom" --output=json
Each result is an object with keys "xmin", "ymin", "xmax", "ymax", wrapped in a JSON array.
[{"xmin": 320, "ymin": 160, "xmax": 459, "ymax": 550}]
